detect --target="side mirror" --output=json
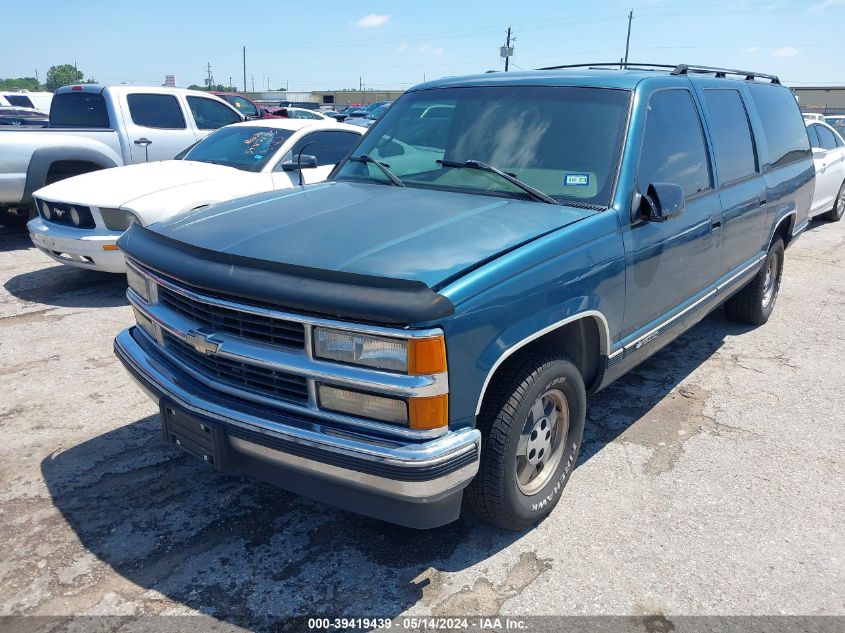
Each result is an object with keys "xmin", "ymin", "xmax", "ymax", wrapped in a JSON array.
[
  {"xmin": 281, "ymin": 154, "xmax": 318, "ymax": 172},
  {"xmin": 639, "ymin": 182, "xmax": 685, "ymax": 222}
]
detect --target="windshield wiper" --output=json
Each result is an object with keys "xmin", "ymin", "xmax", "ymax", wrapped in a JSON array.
[
  {"xmin": 348, "ymin": 154, "xmax": 404, "ymax": 187},
  {"xmin": 437, "ymin": 159, "xmax": 558, "ymax": 205}
]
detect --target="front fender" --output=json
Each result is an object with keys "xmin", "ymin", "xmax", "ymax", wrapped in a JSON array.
[{"xmin": 24, "ymin": 146, "xmax": 120, "ymax": 205}]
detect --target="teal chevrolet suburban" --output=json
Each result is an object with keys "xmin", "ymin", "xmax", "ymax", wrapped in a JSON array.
[{"xmin": 114, "ymin": 64, "xmax": 814, "ymax": 529}]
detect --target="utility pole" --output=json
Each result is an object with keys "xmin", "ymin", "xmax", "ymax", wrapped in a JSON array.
[
  {"xmin": 623, "ymin": 10, "xmax": 634, "ymax": 68},
  {"xmin": 229, "ymin": 76, "xmax": 232, "ymax": 91},
  {"xmin": 504, "ymin": 27, "xmax": 512, "ymax": 72},
  {"xmin": 359, "ymin": 77, "xmax": 363, "ymax": 92},
  {"xmin": 205, "ymin": 62, "xmax": 214, "ymax": 88},
  {"xmin": 251, "ymin": 75, "xmax": 255, "ymax": 92},
  {"xmin": 242, "ymin": 46, "xmax": 247, "ymax": 94}
]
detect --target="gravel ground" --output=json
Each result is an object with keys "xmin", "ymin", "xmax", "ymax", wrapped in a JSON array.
[{"xmin": 0, "ymin": 218, "xmax": 843, "ymax": 629}]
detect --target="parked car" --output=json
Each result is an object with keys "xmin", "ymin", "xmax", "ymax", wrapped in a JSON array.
[
  {"xmin": 805, "ymin": 119, "xmax": 845, "ymax": 221},
  {"xmin": 210, "ymin": 92, "xmax": 279, "ymax": 120},
  {"xmin": 0, "ymin": 90, "xmax": 53, "ymax": 113},
  {"xmin": 114, "ymin": 64, "xmax": 813, "ymax": 530},
  {"xmin": 825, "ymin": 115, "xmax": 845, "ymax": 137},
  {"xmin": 0, "ymin": 106, "xmax": 49, "ymax": 127},
  {"xmin": 0, "ymin": 84, "xmax": 244, "ymax": 227},
  {"xmin": 273, "ymin": 107, "xmax": 330, "ymax": 120},
  {"xmin": 345, "ymin": 102, "xmax": 391, "ymax": 128},
  {"xmin": 27, "ymin": 120, "xmax": 363, "ymax": 272},
  {"xmin": 802, "ymin": 112, "xmax": 825, "ymax": 122}
]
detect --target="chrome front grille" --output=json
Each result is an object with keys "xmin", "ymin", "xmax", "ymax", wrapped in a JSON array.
[
  {"xmin": 158, "ymin": 285, "xmax": 306, "ymax": 350},
  {"xmin": 163, "ymin": 332, "xmax": 308, "ymax": 405}
]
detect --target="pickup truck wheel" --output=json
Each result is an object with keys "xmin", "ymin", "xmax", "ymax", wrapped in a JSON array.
[
  {"xmin": 466, "ymin": 352, "xmax": 586, "ymax": 530},
  {"xmin": 724, "ymin": 237, "xmax": 784, "ymax": 325},
  {"xmin": 821, "ymin": 180, "xmax": 845, "ymax": 222},
  {"xmin": 0, "ymin": 206, "xmax": 31, "ymax": 228}
]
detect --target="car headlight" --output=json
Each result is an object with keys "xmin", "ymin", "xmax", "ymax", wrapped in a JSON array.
[
  {"xmin": 318, "ymin": 385, "xmax": 408, "ymax": 425},
  {"xmin": 40, "ymin": 200, "xmax": 52, "ymax": 220},
  {"xmin": 313, "ymin": 328, "xmax": 446, "ymax": 375},
  {"xmin": 100, "ymin": 207, "xmax": 139, "ymax": 231},
  {"xmin": 69, "ymin": 206, "xmax": 82, "ymax": 226},
  {"xmin": 126, "ymin": 262, "xmax": 153, "ymax": 303}
]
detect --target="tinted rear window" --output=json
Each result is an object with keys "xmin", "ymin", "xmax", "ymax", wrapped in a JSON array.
[
  {"xmin": 5, "ymin": 95, "xmax": 34, "ymax": 108},
  {"xmin": 50, "ymin": 92, "xmax": 110, "ymax": 128},
  {"xmin": 127, "ymin": 93, "xmax": 186, "ymax": 129},
  {"xmin": 703, "ymin": 89, "xmax": 757, "ymax": 184},
  {"xmin": 747, "ymin": 84, "xmax": 811, "ymax": 169}
]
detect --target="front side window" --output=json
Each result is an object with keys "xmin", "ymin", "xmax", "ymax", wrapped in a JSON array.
[
  {"xmin": 638, "ymin": 89, "xmax": 712, "ymax": 198},
  {"xmin": 335, "ymin": 86, "xmax": 630, "ymax": 207},
  {"xmin": 127, "ymin": 93, "xmax": 186, "ymax": 129},
  {"xmin": 229, "ymin": 96, "xmax": 258, "ymax": 118},
  {"xmin": 748, "ymin": 83, "xmax": 811, "ymax": 169},
  {"xmin": 182, "ymin": 126, "xmax": 295, "ymax": 171},
  {"xmin": 703, "ymin": 89, "xmax": 757, "ymax": 184},
  {"xmin": 280, "ymin": 130, "xmax": 361, "ymax": 167},
  {"xmin": 187, "ymin": 96, "xmax": 242, "ymax": 129}
]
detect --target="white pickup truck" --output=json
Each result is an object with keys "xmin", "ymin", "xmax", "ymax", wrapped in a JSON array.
[{"xmin": 0, "ymin": 84, "xmax": 244, "ymax": 226}]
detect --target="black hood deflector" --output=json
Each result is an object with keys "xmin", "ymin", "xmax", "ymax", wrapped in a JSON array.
[{"xmin": 118, "ymin": 225, "xmax": 455, "ymax": 325}]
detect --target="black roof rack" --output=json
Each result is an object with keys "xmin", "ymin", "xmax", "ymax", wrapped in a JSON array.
[{"xmin": 535, "ymin": 62, "xmax": 780, "ymax": 84}]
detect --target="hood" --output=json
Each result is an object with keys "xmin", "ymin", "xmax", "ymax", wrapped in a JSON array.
[
  {"xmin": 152, "ymin": 181, "xmax": 593, "ymax": 288},
  {"xmin": 33, "ymin": 160, "xmax": 244, "ymax": 208}
]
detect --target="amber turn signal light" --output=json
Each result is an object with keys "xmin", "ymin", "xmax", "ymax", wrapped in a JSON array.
[
  {"xmin": 409, "ymin": 394, "xmax": 449, "ymax": 430},
  {"xmin": 102, "ymin": 244, "xmax": 120, "ymax": 251},
  {"xmin": 407, "ymin": 336, "xmax": 447, "ymax": 375}
]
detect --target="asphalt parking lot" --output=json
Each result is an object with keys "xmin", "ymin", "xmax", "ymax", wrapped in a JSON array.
[{"xmin": 1, "ymin": 219, "xmax": 843, "ymax": 627}]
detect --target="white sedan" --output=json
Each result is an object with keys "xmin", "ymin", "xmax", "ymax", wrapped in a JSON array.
[
  {"xmin": 806, "ymin": 120, "xmax": 845, "ymax": 222},
  {"xmin": 27, "ymin": 119, "xmax": 363, "ymax": 273}
]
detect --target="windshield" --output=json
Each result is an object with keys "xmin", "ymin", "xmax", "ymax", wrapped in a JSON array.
[
  {"xmin": 334, "ymin": 86, "xmax": 630, "ymax": 206},
  {"xmin": 367, "ymin": 104, "xmax": 389, "ymax": 120},
  {"xmin": 182, "ymin": 126, "xmax": 294, "ymax": 172}
]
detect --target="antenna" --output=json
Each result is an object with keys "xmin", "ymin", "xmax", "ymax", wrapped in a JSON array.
[{"xmin": 623, "ymin": 10, "xmax": 634, "ymax": 69}]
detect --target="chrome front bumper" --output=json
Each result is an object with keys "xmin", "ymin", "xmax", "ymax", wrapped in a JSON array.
[{"xmin": 114, "ymin": 327, "xmax": 480, "ymax": 524}]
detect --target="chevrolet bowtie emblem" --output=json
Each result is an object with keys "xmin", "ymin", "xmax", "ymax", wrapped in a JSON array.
[{"xmin": 185, "ymin": 330, "xmax": 220, "ymax": 355}]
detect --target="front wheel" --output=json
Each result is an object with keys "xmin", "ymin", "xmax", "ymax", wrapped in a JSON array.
[
  {"xmin": 724, "ymin": 237, "xmax": 784, "ymax": 325},
  {"xmin": 465, "ymin": 352, "xmax": 586, "ymax": 530},
  {"xmin": 821, "ymin": 180, "xmax": 845, "ymax": 222}
]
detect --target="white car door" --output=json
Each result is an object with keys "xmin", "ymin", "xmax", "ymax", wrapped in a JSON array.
[
  {"xmin": 808, "ymin": 123, "xmax": 845, "ymax": 214},
  {"xmin": 272, "ymin": 129, "xmax": 362, "ymax": 187},
  {"xmin": 119, "ymin": 92, "xmax": 198, "ymax": 163}
]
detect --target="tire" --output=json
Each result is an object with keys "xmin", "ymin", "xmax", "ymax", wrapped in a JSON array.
[
  {"xmin": 465, "ymin": 351, "xmax": 586, "ymax": 530},
  {"xmin": 0, "ymin": 206, "xmax": 31, "ymax": 228},
  {"xmin": 820, "ymin": 180, "xmax": 845, "ymax": 222},
  {"xmin": 724, "ymin": 237, "xmax": 784, "ymax": 325}
]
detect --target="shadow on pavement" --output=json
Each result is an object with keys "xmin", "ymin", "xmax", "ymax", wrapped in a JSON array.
[
  {"xmin": 4, "ymin": 263, "xmax": 127, "ymax": 308},
  {"xmin": 42, "ymin": 309, "xmax": 751, "ymax": 627},
  {"xmin": 0, "ymin": 225, "xmax": 32, "ymax": 252}
]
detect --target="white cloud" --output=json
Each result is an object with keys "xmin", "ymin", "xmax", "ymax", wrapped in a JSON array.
[
  {"xmin": 356, "ymin": 13, "xmax": 390, "ymax": 28},
  {"xmin": 771, "ymin": 46, "xmax": 801, "ymax": 58},
  {"xmin": 810, "ymin": 0, "xmax": 845, "ymax": 12},
  {"xmin": 417, "ymin": 44, "xmax": 445, "ymax": 56},
  {"xmin": 743, "ymin": 46, "xmax": 761, "ymax": 54}
]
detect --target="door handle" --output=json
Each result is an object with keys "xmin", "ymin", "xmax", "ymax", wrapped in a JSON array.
[
  {"xmin": 133, "ymin": 137, "xmax": 152, "ymax": 146},
  {"xmin": 710, "ymin": 217, "xmax": 722, "ymax": 231},
  {"xmin": 759, "ymin": 198, "xmax": 767, "ymax": 207}
]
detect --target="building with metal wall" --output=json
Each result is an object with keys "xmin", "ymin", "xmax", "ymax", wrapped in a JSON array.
[{"xmin": 793, "ymin": 86, "xmax": 845, "ymax": 116}]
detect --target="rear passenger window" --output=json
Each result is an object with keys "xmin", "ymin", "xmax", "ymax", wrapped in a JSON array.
[
  {"xmin": 703, "ymin": 89, "xmax": 757, "ymax": 184},
  {"xmin": 638, "ymin": 89, "xmax": 711, "ymax": 198},
  {"xmin": 806, "ymin": 124, "xmax": 821, "ymax": 149},
  {"xmin": 816, "ymin": 125, "xmax": 838, "ymax": 151},
  {"xmin": 127, "ymin": 94, "xmax": 186, "ymax": 129},
  {"xmin": 747, "ymin": 84, "xmax": 811, "ymax": 168}
]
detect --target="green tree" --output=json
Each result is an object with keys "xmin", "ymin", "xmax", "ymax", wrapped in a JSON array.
[
  {"xmin": 45, "ymin": 64, "xmax": 84, "ymax": 92},
  {"xmin": 0, "ymin": 77, "xmax": 43, "ymax": 91}
]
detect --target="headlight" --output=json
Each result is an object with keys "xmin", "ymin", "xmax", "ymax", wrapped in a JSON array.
[
  {"xmin": 126, "ymin": 263, "xmax": 152, "ymax": 303},
  {"xmin": 100, "ymin": 207, "xmax": 139, "ymax": 231},
  {"xmin": 40, "ymin": 200, "xmax": 52, "ymax": 220},
  {"xmin": 318, "ymin": 385, "xmax": 408, "ymax": 425},
  {"xmin": 69, "ymin": 206, "xmax": 82, "ymax": 226},
  {"xmin": 313, "ymin": 328, "xmax": 446, "ymax": 375}
]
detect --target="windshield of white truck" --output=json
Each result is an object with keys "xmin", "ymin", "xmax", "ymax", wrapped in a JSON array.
[
  {"xmin": 334, "ymin": 85, "xmax": 630, "ymax": 207},
  {"xmin": 181, "ymin": 126, "xmax": 296, "ymax": 172}
]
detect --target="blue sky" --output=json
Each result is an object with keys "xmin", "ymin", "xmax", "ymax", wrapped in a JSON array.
[{"xmin": 3, "ymin": 0, "xmax": 845, "ymax": 91}]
